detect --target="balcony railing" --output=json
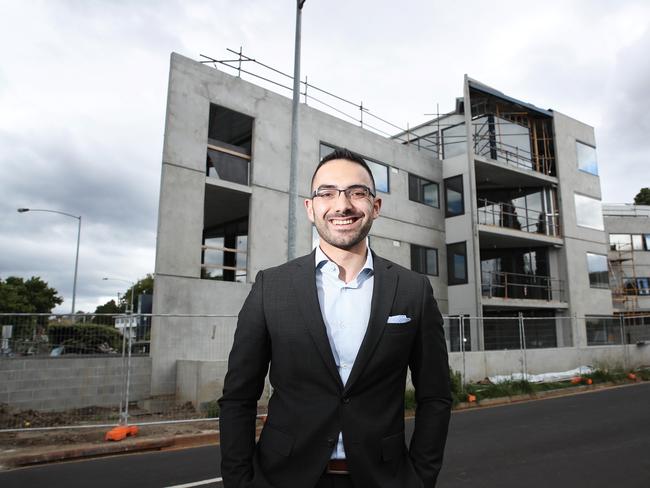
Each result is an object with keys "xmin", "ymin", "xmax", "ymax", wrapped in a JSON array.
[
  {"xmin": 481, "ymin": 271, "xmax": 565, "ymax": 302},
  {"xmin": 201, "ymin": 244, "xmax": 247, "ymax": 282},
  {"xmin": 472, "ymin": 117, "xmax": 555, "ymax": 176},
  {"xmin": 478, "ymin": 198, "xmax": 560, "ymax": 237},
  {"xmin": 206, "ymin": 141, "xmax": 250, "ymax": 186}
]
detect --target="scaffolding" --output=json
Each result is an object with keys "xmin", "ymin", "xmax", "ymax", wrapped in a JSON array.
[{"xmin": 609, "ymin": 242, "xmax": 639, "ymax": 313}]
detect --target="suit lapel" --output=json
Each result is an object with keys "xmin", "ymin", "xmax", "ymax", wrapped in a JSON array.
[
  {"xmin": 344, "ymin": 253, "xmax": 398, "ymax": 395},
  {"xmin": 291, "ymin": 252, "xmax": 344, "ymax": 390}
]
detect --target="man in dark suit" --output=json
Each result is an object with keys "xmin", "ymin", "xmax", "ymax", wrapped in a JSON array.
[{"xmin": 219, "ymin": 148, "xmax": 451, "ymax": 487}]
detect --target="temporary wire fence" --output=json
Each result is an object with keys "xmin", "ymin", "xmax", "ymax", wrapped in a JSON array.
[{"xmin": 1, "ymin": 313, "xmax": 649, "ymax": 432}]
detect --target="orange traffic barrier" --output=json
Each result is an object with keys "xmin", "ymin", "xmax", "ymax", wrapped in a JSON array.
[
  {"xmin": 570, "ymin": 376, "xmax": 582, "ymax": 384},
  {"xmin": 467, "ymin": 394, "xmax": 477, "ymax": 403},
  {"xmin": 105, "ymin": 425, "xmax": 139, "ymax": 442},
  {"xmin": 628, "ymin": 373, "xmax": 637, "ymax": 380},
  {"xmin": 585, "ymin": 378, "xmax": 593, "ymax": 385}
]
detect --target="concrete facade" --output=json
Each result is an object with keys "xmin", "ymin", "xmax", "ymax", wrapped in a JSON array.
[{"xmin": 153, "ymin": 53, "xmax": 648, "ymax": 398}]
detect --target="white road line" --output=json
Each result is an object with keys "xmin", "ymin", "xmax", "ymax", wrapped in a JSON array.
[{"xmin": 165, "ymin": 477, "xmax": 222, "ymax": 488}]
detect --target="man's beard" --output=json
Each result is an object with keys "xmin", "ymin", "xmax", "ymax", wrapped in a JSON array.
[{"xmin": 314, "ymin": 213, "xmax": 373, "ymax": 251}]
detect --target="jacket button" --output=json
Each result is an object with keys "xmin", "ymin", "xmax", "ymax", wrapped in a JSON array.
[{"xmin": 342, "ymin": 397, "xmax": 350, "ymax": 404}]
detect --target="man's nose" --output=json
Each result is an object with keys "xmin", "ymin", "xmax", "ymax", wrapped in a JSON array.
[{"xmin": 332, "ymin": 190, "xmax": 354, "ymax": 211}]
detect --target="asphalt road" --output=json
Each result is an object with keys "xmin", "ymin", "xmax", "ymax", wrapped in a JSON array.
[{"xmin": 2, "ymin": 383, "xmax": 649, "ymax": 488}]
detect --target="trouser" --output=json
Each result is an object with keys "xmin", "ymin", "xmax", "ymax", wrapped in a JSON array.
[{"xmin": 315, "ymin": 473, "xmax": 354, "ymax": 488}]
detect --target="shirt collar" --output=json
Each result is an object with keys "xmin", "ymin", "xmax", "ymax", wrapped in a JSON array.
[{"xmin": 315, "ymin": 245, "xmax": 374, "ymax": 277}]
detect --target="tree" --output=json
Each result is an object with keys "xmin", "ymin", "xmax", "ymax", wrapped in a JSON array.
[
  {"xmin": 634, "ymin": 187, "xmax": 650, "ymax": 205},
  {"xmin": 0, "ymin": 276, "xmax": 63, "ymax": 313},
  {"xmin": 120, "ymin": 274, "xmax": 154, "ymax": 312}
]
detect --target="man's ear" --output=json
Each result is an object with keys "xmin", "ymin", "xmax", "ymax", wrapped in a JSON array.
[
  {"xmin": 304, "ymin": 198, "xmax": 315, "ymax": 223},
  {"xmin": 372, "ymin": 197, "xmax": 382, "ymax": 219}
]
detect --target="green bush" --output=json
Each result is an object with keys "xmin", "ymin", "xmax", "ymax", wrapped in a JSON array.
[
  {"xmin": 201, "ymin": 400, "xmax": 220, "ymax": 418},
  {"xmin": 47, "ymin": 324, "xmax": 122, "ymax": 354}
]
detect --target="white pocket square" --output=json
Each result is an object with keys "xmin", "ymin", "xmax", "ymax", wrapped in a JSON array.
[{"xmin": 387, "ymin": 315, "xmax": 411, "ymax": 324}]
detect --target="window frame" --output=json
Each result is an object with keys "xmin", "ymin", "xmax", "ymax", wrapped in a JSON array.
[
  {"xmin": 574, "ymin": 193, "xmax": 604, "ymax": 230},
  {"xmin": 586, "ymin": 252, "xmax": 609, "ymax": 289},
  {"xmin": 447, "ymin": 241, "xmax": 468, "ymax": 285},
  {"xmin": 576, "ymin": 140, "xmax": 599, "ymax": 176},
  {"xmin": 410, "ymin": 244, "xmax": 439, "ymax": 276},
  {"xmin": 408, "ymin": 173, "xmax": 440, "ymax": 208},
  {"xmin": 444, "ymin": 175, "xmax": 465, "ymax": 218},
  {"xmin": 319, "ymin": 142, "xmax": 390, "ymax": 194}
]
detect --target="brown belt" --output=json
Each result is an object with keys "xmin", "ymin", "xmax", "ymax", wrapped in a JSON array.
[{"xmin": 326, "ymin": 459, "xmax": 349, "ymax": 474}]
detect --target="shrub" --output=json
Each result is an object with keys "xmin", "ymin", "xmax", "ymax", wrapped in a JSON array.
[
  {"xmin": 201, "ymin": 400, "xmax": 220, "ymax": 418},
  {"xmin": 47, "ymin": 324, "xmax": 122, "ymax": 354}
]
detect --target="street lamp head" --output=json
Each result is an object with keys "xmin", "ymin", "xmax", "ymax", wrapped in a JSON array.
[{"xmin": 17, "ymin": 208, "xmax": 30, "ymax": 213}]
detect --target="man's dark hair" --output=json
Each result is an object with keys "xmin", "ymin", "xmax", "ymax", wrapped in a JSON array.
[{"xmin": 311, "ymin": 147, "xmax": 376, "ymax": 192}]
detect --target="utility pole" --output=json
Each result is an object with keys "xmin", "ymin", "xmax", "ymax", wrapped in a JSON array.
[{"xmin": 287, "ymin": 0, "xmax": 307, "ymax": 261}]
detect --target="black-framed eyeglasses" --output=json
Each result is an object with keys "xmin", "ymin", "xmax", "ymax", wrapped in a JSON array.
[{"xmin": 311, "ymin": 185, "xmax": 375, "ymax": 201}]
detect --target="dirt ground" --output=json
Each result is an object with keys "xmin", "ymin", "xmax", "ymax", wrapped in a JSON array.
[{"xmin": 0, "ymin": 402, "xmax": 220, "ymax": 450}]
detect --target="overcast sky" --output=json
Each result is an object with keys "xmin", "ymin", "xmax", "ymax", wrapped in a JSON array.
[{"xmin": 1, "ymin": 0, "xmax": 648, "ymax": 313}]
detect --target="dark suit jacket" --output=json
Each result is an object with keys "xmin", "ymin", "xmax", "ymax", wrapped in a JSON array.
[{"xmin": 219, "ymin": 250, "xmax": 452, "ymax": 488}]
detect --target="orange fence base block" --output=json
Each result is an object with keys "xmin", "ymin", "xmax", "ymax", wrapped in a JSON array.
[
  {"xmin": 628, "ymin": 373, "xmax": 637, "ymax": 381},
  {"xmin": 105, "ymin": 425, "xmax": 139, "ymax": 442},
  {"xmin": 585, "ymin": 378, "xmax": 593, "ymax": 385},
  {"xmin": 570, "ymin": 377, "xmax": 582, "ymax": 384},
  {"xmin": 467, "ymin": 394, "xmax": 477, "ymax": 403}
]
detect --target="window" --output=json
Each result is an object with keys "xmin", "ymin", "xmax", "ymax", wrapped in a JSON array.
[
  {"xmin": 586, "ymin": 317, "xmax": 621, "ymax": 345},
  {"xmin": 574, "ymin": 193, "xmax": 604, "ymax": 230},
  {"xmin": 408, "ymin": 174, "xmax": 439, "ymax": 207},
  {"xmin": 576, "ymin": 141, "xmax": 598, "ymax": 176},
  {"xmin": 442, "ymin": 122, "xmax": 466, "ymax": 159},
  {"xmin": 632, "ymin": 234, "xmax": 645, "ymax": 251},
  {"xmin": 609, "ymin": 234, "xmax": 632, "ymax": 251},
  {"xmin": 444, "ymin": 175, "xmax": 464, "ymax": 217},
  {"xmin": 447, "ymin": 242, "xmax": 468, "ymax": 285},
  {"xmin": 202, "ymin": 218, "xmax": 248, "ymax": 282},
  {"xmin": 411, "ymin": 245, "xmax": 438, "ymax": 276},
  {"xmin": 622, "ymin": 277, "xmax": 650, "ymax": 296},
  {"xmin": 207, "ymin": 104, "xmax": 253, "ymax": 185},
  {"xmin": 610, "ymin": 234, "xmax": 649, "ymax": 251},
  {"xmin": 586, "ymin": 253, "xmax": 609, "ymax": 289},
  {"xmin": 319, "ymin": 143, "xmax": 389, "ymax": 193}
]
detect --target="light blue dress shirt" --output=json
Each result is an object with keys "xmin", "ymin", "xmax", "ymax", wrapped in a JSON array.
[{"xmin": 315, "ymin": 246, "xmax": 374, "ymax": 460}]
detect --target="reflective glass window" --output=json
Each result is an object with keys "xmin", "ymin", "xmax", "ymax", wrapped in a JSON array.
[
  {"xmin": 442, "ymin": 122, "xmax": 466, "ymax": 159},
  {"xmin": 632, "ymin": 234, "xmax": 644, "ymax": 251},
  {"xmin": 586, "ymin": 317, "xmax": 621, "ymax": 345},
  {"xmin": 574, "ymin": 194, "xmax": 604, "ymax": 230},
  {"xmin": 576, "ymin": 141, "xmax": 598, "ymax": 176},
  {"xmin": 411, "ymin": 245, "xmax": 438, "ymax": 276},
  {"xmin": 447, "ymin": 242, "xmax": 468, "ymax": 285},
  {"xmin": 586, "ymin": 253, "xmax": 609, "ymax": 289},
  {"xmin": 319, "ymin": 143, "xmax": 389, "ymax": 193},
  {"xmin": 645, "ymin": 234, "xmax": 650, "ymax": 250},
  {"xmin": 408, "ymin": 174, "xmax": 439, "ymax": 207},
  {"xmin": 609, "ymin": 234, "xmax": 632, "ymax": 251},
  {"xmin": 444, "ymin": 175, "xmax": 464, "ymax": 217}
]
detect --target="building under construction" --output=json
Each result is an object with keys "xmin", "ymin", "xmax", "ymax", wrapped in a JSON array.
[{"xmin": 151, "ymin": 52, "xmax": 648, "ymax": 401}]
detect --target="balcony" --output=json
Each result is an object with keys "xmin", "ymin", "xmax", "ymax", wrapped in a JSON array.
[
  {"xmin": 478, "ymin": 198, "xmax": 560, "ymax": 237},
  {"xmin": 481, "ymin": 271, "xmax": 567, "ymax": 308}
]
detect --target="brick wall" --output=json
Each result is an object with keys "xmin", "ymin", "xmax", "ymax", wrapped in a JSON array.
[{"xmin": 0, "ymin": 356, "xmax": 151, "ymax": 412}]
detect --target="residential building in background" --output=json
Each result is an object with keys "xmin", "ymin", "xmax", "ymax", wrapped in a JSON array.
[{"xmin": 152, "ymin": 53, "xmax": 647, "ymax": 404}]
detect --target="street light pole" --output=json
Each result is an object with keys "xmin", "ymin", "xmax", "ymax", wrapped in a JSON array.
[
  {"xmin": 17, "ymin": 208, "xmax": 82, "ymax": 315},
  {"xmin": 287, "ymin": 0, "xmax": 307, "ymax": 262},
  {"xmin": 102, "ymin": 277, "xmax": 135, "ymax": 313}
]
